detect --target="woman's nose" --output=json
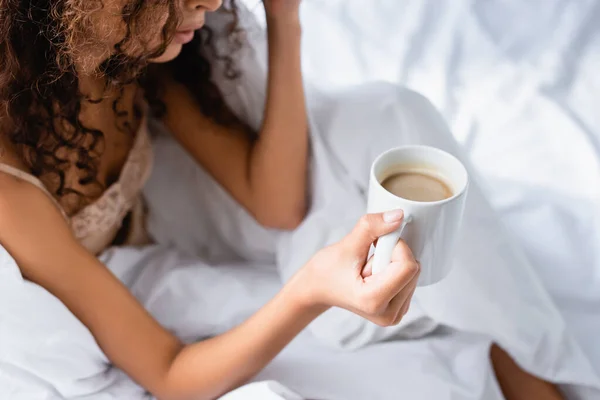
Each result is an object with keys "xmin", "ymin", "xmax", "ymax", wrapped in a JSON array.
[{"xmin": 183, "ymin": 0, "xmax": 223, "ymax": 12}]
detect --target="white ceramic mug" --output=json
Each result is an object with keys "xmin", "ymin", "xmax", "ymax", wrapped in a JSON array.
[{"xmin": 367, "ymin": 145, "xmax": 469, "ymax": 286}]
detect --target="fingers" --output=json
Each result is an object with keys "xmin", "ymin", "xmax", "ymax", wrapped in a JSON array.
[
  {"xmin": 390, "ymin": 239, "xmax": 417, "ymax": 265},
  {"xmin": 363, "ymin": 239, "xmax": 416, "ymax": 279},
  {"xmin": 342, "ymin": 211, "xmax": 422, "ymax": 327},
  {"xmin": 356, "ymin": 259, "xmax": 418, "ymax": 321},
  {"xmin": 362, "ymin": 239, "xmax": 416, "ymax": 280},
  {"xmin": 361, "ymin": 269, "xmax": 419, "ymax": 327},
  {"xmin": 344, "ymin": 210, "xmax": 404, "ymax": 252},
  {"xmin": 361, "ymin": 255, "xmax": 374, "ymax": 278},
  {"xmin": 392, "ymin": 273, "xmax": 418, "ymax": 325},
  {"xmin": 363, "ymin": 253, "xmax": 419, "ymax": 304}
]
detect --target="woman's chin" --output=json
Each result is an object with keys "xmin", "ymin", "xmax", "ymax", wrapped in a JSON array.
[{"xmin": 150, "ymin": 43, "xmax": 183, "ymax": 64}]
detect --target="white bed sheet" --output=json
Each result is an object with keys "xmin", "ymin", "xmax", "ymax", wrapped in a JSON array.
[
  {"xmin": 233, "ymin": 0, "xmax": 600, "ymax": 396},
  {"xmin": 255, "ymin": 328, "xmax": 504, "ymax": 400},
  {"xmin": 244, "ymin": 0, "xmax": 600, "ymax": 373},
  {"xmin": 0, "ymin": 244, "xmax": 508, "ymax": 400}
]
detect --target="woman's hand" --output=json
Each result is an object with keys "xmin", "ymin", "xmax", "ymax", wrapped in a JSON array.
[{"xmin": 293, "ymin": 210, "xmax": 420, "ymax": 326}]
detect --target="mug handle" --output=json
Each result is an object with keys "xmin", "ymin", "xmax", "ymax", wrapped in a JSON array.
[{"xmin": 372, "ymin": 215, "xmax": 412, "ymax": 274}]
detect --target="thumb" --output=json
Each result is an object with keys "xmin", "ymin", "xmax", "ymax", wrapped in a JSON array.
[{"xmin": 344, "ymin": 210, "xmax": 404, "ymax": 251}]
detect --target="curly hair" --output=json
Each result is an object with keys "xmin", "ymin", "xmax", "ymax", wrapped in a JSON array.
[{"xmin": 0, "ymin": 0, "xmax": 243, "ymax": 209}]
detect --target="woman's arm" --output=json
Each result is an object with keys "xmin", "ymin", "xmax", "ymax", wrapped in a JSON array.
[
  {"xmin": 0, "ymin": 175, "xmax": 418, "ymax": 400},
  {"xmin": 163, "ymin": 3, "xmax": 308, "ymax": 230},
  {"xmin": 0, "ymin": 176, "xmax": 317, "ymax": 400}
]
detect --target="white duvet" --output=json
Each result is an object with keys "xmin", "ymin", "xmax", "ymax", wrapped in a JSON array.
[
  {"xmin": 287, "ymin": 0, "xmax": 600, "ymax": 372},
  {"xmin": 1, "ymin": 0, "xmax": 599, "ymax": 399}
]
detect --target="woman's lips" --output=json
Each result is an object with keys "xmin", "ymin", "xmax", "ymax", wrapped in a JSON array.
[
  {"xmin": 173, "ymin": 21, "xmax": 205, "ymax": 45},
  {"xmin": 174, "ymin": 30, "xmax": 195, "ymax": 44}
]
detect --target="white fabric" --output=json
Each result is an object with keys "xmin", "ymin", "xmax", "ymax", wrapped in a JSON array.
[
  {"xmin": 146, "ymin": 2, "xmax": 600, "ymax": 397},
  {"xmin": 289, "ymin": 0, "xmax": 600, "ymax": 373},
  {"xmin": 0, "ymin": 243, "xmax": 514, "ymax": 400},
  {"xmin": 149, "ymin": 0, "xmax": 600, "ymax": 396},
  {"xmin": 0, "ymin": 241, "xmax": 598, "ymax": 400},
  {"xmin": 245, "ymin": 0, "xmax": 600, "ymax": 377},
  {"xmin": 218, "ymin": 381, "xmax": 303, "ymax": 400},
  {"xmin": 144, "ymin": 85, "xmax": 600, "ymax": 397},
  {"xmin": 147, "ymin": 75, "xmax": 600, "ymax": 397}
]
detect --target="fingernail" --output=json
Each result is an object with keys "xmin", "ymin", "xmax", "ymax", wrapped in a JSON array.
[{"xmin": 383, "ymin": 209, "xmax": 404, "ymax": 223}]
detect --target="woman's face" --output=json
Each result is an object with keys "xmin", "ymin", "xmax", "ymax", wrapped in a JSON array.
[
  {"xmin": 74, "ymin": 0, "xmax": 222, "ymax": 72},
  {"xmin": 152, "ymin": 0, "xmax": 223, "ymax": 62}
]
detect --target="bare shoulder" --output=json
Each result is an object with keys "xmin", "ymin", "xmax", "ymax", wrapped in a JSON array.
[
  {"xmin": 0, "ymin": 171, "xmax": 78, "ymax": 278},
  {"xmin": 0, "ymin": 171, "xmax": 42, "ymax": 223},
  {"xmin": 0, "ymin": 170, "xmax": 62, "ymax": 228}
]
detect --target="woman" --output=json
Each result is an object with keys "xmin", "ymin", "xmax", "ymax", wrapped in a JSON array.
[
  {"xmin": 0, "ymin": 1, "xmax": 417, "ymax": 398},
  {"xmin": 0, "ymin": 0, "xmax": 563, "ymax": 399}
]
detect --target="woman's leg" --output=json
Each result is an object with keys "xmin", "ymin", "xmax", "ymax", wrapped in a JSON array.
[{"xmin": 490, "ymin": 344, "xmax": 564, "ymax": 400}]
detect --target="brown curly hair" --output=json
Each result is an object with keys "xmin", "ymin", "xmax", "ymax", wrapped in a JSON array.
[{"xmin": 0, "ymin": 0, "xmax": 244, "ymax": 207}]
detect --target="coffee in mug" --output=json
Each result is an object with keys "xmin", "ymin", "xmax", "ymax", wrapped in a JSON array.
[{"xmin": 381, "ymin": 168, "xmax": 453, "ymax": 202}]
